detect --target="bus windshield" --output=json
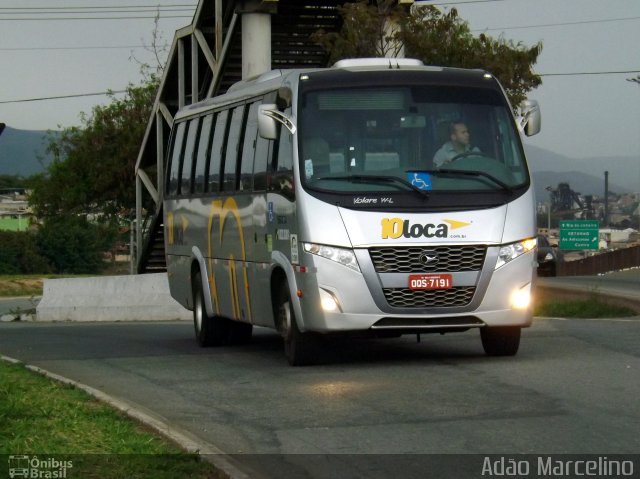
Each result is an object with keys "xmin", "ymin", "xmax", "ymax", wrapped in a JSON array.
[{"xmin": 298, "ymin": 79, "xmax": 529, "ymax": 204}]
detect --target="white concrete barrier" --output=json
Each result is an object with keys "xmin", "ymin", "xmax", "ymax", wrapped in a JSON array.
[{"xmin": 36, "ymin": 273, "xmax": 192, "ymax": 322}]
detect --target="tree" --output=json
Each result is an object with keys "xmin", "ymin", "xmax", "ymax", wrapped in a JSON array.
[
  {"xmin": 36, "ymin": 216, "xmax": 116, "ymax": 274},
  {"xmin": 312, "ymin": 0, "xmax": 406, "ymax": 60},
  {"xmin": 0, "ymin": 231, "xmax": 51, "ymax": 274},
  {"xmin": 0, "ymin": 174, "xmax": 28, "ymax": 190},
  {"xmin": 29, "ymin": 78, "xmax": 158, "ymax": 221},
  {"xmin": 313, "ymin": 2, "xmax": 542, "ymax": 107}
]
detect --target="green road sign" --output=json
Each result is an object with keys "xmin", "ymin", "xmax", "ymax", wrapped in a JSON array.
[{"xmin": 559, "ymin": 220, "xmax": 599, "ymax": 250}]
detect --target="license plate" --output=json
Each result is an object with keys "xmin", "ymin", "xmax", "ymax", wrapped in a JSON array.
[{"xmin": 408, "ymin": 274, "xmax": 453, "ymax": 290}]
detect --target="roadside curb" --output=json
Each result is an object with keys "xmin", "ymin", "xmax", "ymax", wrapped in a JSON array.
[{"xmin": 0, "ymin": 355, "xmax": 251, "ymax": 479}]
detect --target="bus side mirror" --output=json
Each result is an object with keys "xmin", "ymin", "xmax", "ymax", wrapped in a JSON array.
[
  {"xmin": 518, "ymin": 100, "xmax": 541, "ymax": 137},
  {"xmin": 258, "ymin": 104, "xmax": 279, "ymax": 140},
  {"xmin": 258, "ymin": 103, "xmax": 297, "ymax": 139}
]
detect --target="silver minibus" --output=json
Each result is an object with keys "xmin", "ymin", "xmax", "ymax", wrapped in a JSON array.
[{"xmin": 164, "ymin": 58, "xmax": 541, "ymax": 365}]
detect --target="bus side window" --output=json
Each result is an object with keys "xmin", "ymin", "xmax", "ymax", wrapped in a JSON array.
[
  {"xmin": 222, "ymin": 105, "xmax": 246, "ymax": 192},
  {"xmin": 239, "ymin": 102, "xmax": 260, "ymax": 191},
  {"xmin": 180, "ymin": 118, "xmax": 200, "ymax": 195},
  {"xmin": 270, "ymin": 122, "xmax": 294, "ymax": 199},
  {"xmin": 207, "ymin": 110, "xmax": 229, "ymax": 193},
  {"xmin": 253, "ymin": 134, "xmax": 273, "ymax": 192},
  {"xmin": 166, "ymin": 122, "xmax": 186, "ymax": 197},
  {"xmin": 193, "ymin": 114, "xmax": 214, "ymax": 194}
]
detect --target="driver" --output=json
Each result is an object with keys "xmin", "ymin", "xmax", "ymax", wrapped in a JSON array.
[{"xmin": 433, "ymin": 121, "xmax": 481, "ymax": 168}]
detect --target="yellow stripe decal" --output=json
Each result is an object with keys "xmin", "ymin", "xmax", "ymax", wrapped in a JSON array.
[
  {"xmin": 205, "ymin": 197, "xmax": 252, "ymax": 323},
  {"xmin": 207, "ymin": 200, "xmax": 222, "ymax": 315}
]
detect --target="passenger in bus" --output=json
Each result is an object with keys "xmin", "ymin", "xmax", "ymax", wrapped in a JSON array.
[{"xmin": 433, "ymin": 121, "xmax": 481, "ymax": 168}]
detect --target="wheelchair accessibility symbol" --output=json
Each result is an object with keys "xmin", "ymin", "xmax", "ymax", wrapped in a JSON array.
[{"xmin": 407, "ymin": 172, "xmax": 432, "ymax": 190}]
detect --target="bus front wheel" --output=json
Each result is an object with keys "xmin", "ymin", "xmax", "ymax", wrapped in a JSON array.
[
  {"xmin": 480, "ymin": 326, "xmax": 521, "ymax": 356},
  {"xmin": 276, "ymin": 283, "xmax": 317, "ymax": 366},
  {"xmin": 193, "ymin": 271, "xmax": 229, "ymax": 347}
]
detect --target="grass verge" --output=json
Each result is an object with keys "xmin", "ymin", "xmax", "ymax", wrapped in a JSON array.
[
  {"xmin": 534, "ymin": 297, "xmax": 637, "ymax": 318},
  {"xmin": 0, "ymin": 276, "xmax": 48, "ymax": 298},
  {"xmin": 0, "ymin": 266, "xmax": 129, "ymax": 298},
  {"xmin": 0, "ymin": 360, "xmax": 222, "ymax": 478}
]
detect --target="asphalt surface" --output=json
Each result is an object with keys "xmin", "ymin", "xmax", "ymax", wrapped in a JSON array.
[{"xmin": 1, "ymin": 317, "xmax": 639, "ymax": 478}]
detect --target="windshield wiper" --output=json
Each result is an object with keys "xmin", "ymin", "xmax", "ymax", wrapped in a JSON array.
[
  {"xmin": 411, "ymin": 169, "xmax": 514, "ymax": 193},
  {"xmin": 315, "ymin": 174, "xmax": 430, "ymax": 199}
]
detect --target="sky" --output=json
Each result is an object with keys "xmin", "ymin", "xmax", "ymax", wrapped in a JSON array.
[{"xmin": 0, "ymin": 0, "xmax": 639, "ymax": 162}]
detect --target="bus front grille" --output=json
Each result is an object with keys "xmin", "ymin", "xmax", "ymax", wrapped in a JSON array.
[
  {"xmin": 369, "ymin": 246, "xmax": 486, "ymax": 273},
  {"xmin": 383, "ymin": 287, "xmax": 476, "ymax": 308}
]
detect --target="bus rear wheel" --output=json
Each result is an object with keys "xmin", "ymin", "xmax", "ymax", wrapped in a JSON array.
[
  {"xmin": 480, "ymin": 326, "xmax": 521, "ymax": 356},
  {"xmin": 276, "ymin": 283, "xmax": 317, "ymax": 366},
  {"xmin": 193, "ymin": 271, "xmax": 229, "ymax": 347}
]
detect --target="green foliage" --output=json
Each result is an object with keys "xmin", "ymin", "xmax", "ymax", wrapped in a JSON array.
[
  {"xmin": 313, "ymin": 1, "xmax": 542, "ymax": 107},
  {"xmin": 0, "ymin": 231, "xmax": 51, "ymax": 275},
  {"xmin": 36, "ymin": 216, "xmax": 118, "ymax": 274},
  {"xmin": 0, "ymin": 220, "xmax": 119, "ymax": 275},
  {"xmin": 312, "ymin": 1, "xmax": 405, "ymax": 60},
  {"xmin": 534, "ymin": 297, "xmax": 637, "ymax": 318},
  {"xmin": 29, "ymin": 78, "xmax": 159, "ymax": 220},
  {"xmin": 0, "ymin": 174, "xmax": 28, "ymax": 190},
  {"xmin": 26, "ymin": 79, "xmax": 157, "ymax": 273}
]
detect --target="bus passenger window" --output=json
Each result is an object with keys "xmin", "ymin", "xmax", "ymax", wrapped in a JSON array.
[
  {"xmin": 222, "ymin": 105, "xmax": 246, "ymax": 192},
  {"xmin": 207, "ymin": 110, "xmax": 228, "ymax": 193},
  {"xmin": 180, "ymin": 118, "xmax": 200, "ymax": 195},
  {"xmin": 166, "ymin": 122, "xmax": 186, "ymax": 197},
  {"xmin": 193, "ymin": 114, "xmax": 214, "ymax": 194},
  {"xmin": 239, "ymin": 102, "xmax": 259, "ymax": 191},
  {"xmin": 253, "ymin": 135, "xmax": 272, "ymax": 192},
  {"xmin": 270, "ymin": 126, "xmax": 294, "ymax": 199}
]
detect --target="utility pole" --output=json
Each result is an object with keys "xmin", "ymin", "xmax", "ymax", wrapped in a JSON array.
[
  {"xmin": 604, "ymin": 171, "xmax": 609, "ymax": 227},
  {"xmin": 545, "ymin": 185, "xmax": 553, "ymax": 230}
]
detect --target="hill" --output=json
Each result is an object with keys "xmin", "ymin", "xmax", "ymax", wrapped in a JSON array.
[
  {"xmin": 531, "ymin": 171, "xmax": 630, "ymax": 204},
  {"xmin": 525, "ymin": 145, "xmax": 637, "ymax": 199},
  {"xmin": 0, "ymin": 126, "xmax": 57, "ymax": 177}
]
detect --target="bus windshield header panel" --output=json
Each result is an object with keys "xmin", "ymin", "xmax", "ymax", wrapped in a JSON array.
[{"xmin": 298, "ymin": 70, "xmax": 530, "ymax": 210}]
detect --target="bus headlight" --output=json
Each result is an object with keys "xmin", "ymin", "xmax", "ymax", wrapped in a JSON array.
[
  {"xmin": 303, "ymin": 243, "xmax": 360, "ymax": 272},
  {"xmin": 495, "ymin": 238, "xmax": 537, "ymax": 270}
]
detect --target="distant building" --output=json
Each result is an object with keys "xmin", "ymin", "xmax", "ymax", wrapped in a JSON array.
[{"xmin": 0, "ymin": 190, "xmax": 32, "ymax": 232}]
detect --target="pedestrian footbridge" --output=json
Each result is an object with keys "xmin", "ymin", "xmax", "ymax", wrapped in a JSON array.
[{"xmin": 134, "ymin": 0, "xmax": 361, "ymax": 273}]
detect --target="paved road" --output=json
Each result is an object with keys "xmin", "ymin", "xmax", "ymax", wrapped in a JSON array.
[{"xmin": 1, "ymin": 318, "xmax": 639, "ymax": 478}]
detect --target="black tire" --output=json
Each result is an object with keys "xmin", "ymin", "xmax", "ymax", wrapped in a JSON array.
[
  {"xmin": 193, "ymin": 271, "xmax": 229, "ymax": 347},
  {"xmin": 275, "ymin": 282, "xmax": 317, "ymax": 366},
  {"xmin": 481, "ymin": 326, "xmax": 521, "ymax": 356}
]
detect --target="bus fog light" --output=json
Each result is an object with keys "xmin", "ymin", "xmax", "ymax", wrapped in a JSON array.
[
  {"xmin": 320, "ymin": 289, "xmax": 341, "ymax": 312},
  {"xmin": 511, "ymin": 284, "xmax": 531, "ymax": 310}
]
